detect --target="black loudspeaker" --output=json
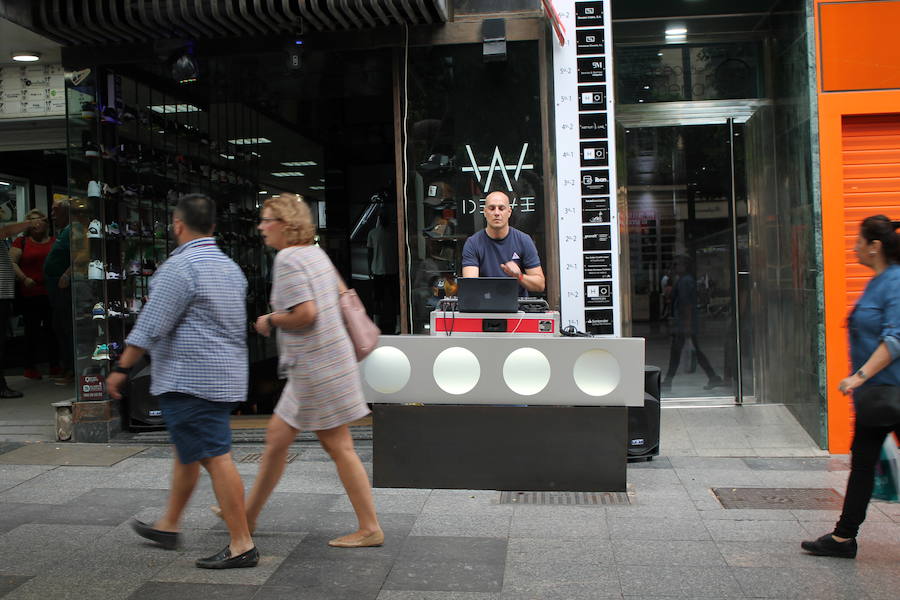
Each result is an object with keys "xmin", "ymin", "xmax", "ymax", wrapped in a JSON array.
[
  {"xmin": 627, "ymin": 366, "xmax": 661, "ymax": 461},
  {"xmin": 123, "ymin": 357, "xmax": 165, "ymax": 431}
]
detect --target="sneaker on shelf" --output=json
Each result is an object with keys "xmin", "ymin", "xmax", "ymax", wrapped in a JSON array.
[
  {"xmin": 106, "ymin": 267, "xmax": 124, "ymax": 280},
  {"xmin": 91, "ymin": 302, "xmax": 106, "ymax": 320},
  {"xmin": 81, "ymin": 101, "xmax": 97, "ymax": 119},
  {"xmin": 108, "ymin": 342, "xmax": 123, "ymax": 359},
  {"xmin": 88, "ymin": 260, "xmax": 105, "ymax": 280},
  {"xmin": 128, "ymin": 259, "xmax": 141, "ymax": 276},
  {"xmin": 87, "ymin": 180, "xmax": 102, "ymax": 198},
  {"xmin": 105, "ymin": 222, "xmax": 121, "ymax": 238},
  {"xmin": 83, "ymin": 139, "xmax": 100, "ymax": 159},
  {"xmin": 91, "ymin": 344, "xmax": 110, "ymax": 361},
  {"xmin": 124, "ymin": 223, "xmax": 139, "ymax": 237},
  {"xmin": 87, "ymin": 219, "xmax": 103, "ymax": 239},
  {"xmin": 101, "ymin": 106, "xmax": 120, "ymax": 124},
  {"xmin": 107, "ymin": 301, "xmax": 124, "ymax": 318},
  {"xmin": 142, "ymin": 260, "xmax": 156, "ymax": 276}
]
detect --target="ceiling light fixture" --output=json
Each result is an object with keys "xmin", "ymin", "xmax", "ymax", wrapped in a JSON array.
[
  {"xmin": 665, "ymin": 27, "xmax": 687, "ymax": 36},
  {"xmin": 11, "ymin": 52, "xmax": 40, "ymax": 62},
  {"xmin": 229, "ymin": 138, "xmax": 271, "ymax": 145},
  {"xmin": 309, "ymin": 185, "xmax": 325, "ymax": 190},
  {"xmin": 149, "ymin": 104, "xmax": 200, "ymax": 114},
  {"xmin": 271, "ymin": 171, "xmax": 304, "ymax": 177},
  {"xmin": 281, "ymin": 161, "xmax": 317, "ymax": 166}
]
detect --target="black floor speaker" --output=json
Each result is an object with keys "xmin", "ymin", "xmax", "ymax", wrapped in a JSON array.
[
  {"xmin": 628, "ymin": 366, "xmax": 661, "ymax": 461},
  {"xmin": 123, "ymin": 358, "xmax": 165, "ymax": 431}
]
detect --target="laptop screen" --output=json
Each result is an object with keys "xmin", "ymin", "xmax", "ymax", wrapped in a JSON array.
[{"xmin": 456, "ymin": 277, "xmax": 519, "ymax": 313}]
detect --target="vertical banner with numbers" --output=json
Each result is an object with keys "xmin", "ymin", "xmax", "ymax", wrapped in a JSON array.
[{"xmin": 552, "ymin": 0, "xmax": 619, "ymax": 336}]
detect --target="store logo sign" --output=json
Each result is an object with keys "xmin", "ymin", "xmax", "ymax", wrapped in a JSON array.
[{"xmin": 462, "ymin": 144, "xmax": 533, "ymax": 192}]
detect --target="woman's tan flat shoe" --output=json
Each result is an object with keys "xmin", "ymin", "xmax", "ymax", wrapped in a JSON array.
[{"xmin": 328, "ymin": 530, "xmax": 384, "ymax": 548}]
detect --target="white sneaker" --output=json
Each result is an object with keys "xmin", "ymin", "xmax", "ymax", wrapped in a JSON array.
[
  {"xmin": 88, "ymin": 260, "xmax": 104, "ymax": 280},
  {"xmin": 87, "ymin": 180, "xmax": 102, "ymax": 198},
  {"xmin": 88, "ymin": 219, "xmax": 103, "ymax": 239},
  {"xmin": 106, "ymin": 268, "xmax": 123, "ymax": 280},
  {"xmin": 91, "ymin": 302, "xmax": 106, "ymax": 320}
]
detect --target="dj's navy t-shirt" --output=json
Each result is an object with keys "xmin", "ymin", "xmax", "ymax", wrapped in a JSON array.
[{"xmin": 461, "ymin": 228, "xmax": 541, "ymax": 295}]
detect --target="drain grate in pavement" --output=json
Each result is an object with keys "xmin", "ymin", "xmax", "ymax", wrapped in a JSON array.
[
  {"xmin": 238, "ymin": 452, "xmax": 298, "ymax": 464},
  {"xmin": 713, "ymin": 487, "xmax": 844, "ymax": 510},
  {"xmin": 499, "ymin": 490, "xmax": 632, "ymax": 505}
]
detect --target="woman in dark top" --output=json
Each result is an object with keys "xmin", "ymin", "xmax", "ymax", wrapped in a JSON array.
[
  {"xmin": 10, "ymin": 209, "xmax": 58, "ymax": 380},
  {"xmin": 802, "ymin": 215, "xmax": 900, "ymax": 559}
]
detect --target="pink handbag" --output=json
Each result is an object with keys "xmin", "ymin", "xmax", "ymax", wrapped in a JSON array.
[{"xmin": 339, "ymin": 288, "xmax": 381, "ymax": 361}]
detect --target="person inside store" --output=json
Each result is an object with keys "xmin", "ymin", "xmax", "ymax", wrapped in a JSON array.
[
  {"xmin": 227, "ymin": 193, "xmax": 382, "ymax": 548},
  {"xmin": 43, "ymin": 198, "xmax": 74, "ymax": 386},
  {"xmin": 802, "ymin": 215, "xmax": 900, "ymax": 559},
  {"xmin": 0, "ymin": 213, "xmax": 45, "ymax": 398},
  {"xmin": 461, "ymin": 190, "xmax": 545, "ymax": 295},
  {"xmin": 105, "ymin": 194, "xmax": 259, "ymax": 569},
  {"xmin": 10, "ymin": 209, "xmax": 59, "ymax": 381},
  {"xmin": 661, "ymin": 255, "xmax": 724, "ymax": 391},
  {"xmin": 367, "ymin": 204, "xmax": 399, "ymax": 334}
]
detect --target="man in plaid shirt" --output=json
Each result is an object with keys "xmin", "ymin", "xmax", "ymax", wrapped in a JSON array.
[{"xmin": 107, "ymin": 194, "xmax": 258, "ymax": 569}]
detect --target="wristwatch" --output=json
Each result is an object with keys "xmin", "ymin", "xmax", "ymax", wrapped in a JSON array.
[
  {"xmin": 111, "ymin": 364, "xmax": 132, "ymax": 376},
  {"xmin": 856, "ymin": 369, "xmax": 867, "ymax": 379}
]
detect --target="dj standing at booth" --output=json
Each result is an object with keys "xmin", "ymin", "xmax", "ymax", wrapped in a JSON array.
[{"xmin": 461, "ymin": 191, "xmax": 545, "ymax": 295}]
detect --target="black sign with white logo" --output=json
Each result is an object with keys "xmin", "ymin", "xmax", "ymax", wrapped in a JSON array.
[
  {"xmin": 579, "ymin": 112, "xmax": 608, "ymax": 138},
  {"xmin": 576, "ymin": 29, "xmax": 605, "ymax": 55},
  {"xmin": 584, "ymin": 282, "xmax": 613, "ymax": 307},
  {"xmin": 577, "ymin": 85, "xmax": 606, "ymax": 111},
  {"xmin": 585, "ymin": 309, "xmax": 615, "ymax": 335},
  {"xmin": 582, "ymin": 224, "xmax": 611, "ymax": 251},
  {"xmin": 580, "ymin": 169, "xmax": 610, "ymax": 195},
  {"xmin": 575, "ymin": 2, "xmax": 604, "ymax": 27},
  {"xmin": 582, "ymin": 207, "xmax": 610, "ymax": 225},
  {"xmin": 580, "ymin": 141, "xmax": 608, "ymax": 167},
  {"xmin": 584, "ymin": 253, "xmax": 612, "ymax": 279},
  {"xmin": 577, "ymin": 57, "xmax": 606, "ymax": 83},
  {"xmin": 582, "ymin": 196, "xmax": 610, "ymax": 213}
]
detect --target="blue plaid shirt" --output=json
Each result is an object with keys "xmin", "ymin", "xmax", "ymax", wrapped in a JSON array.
[{"xmin": 126, "ymin": 237, "xmax": 248, "ymax": 402}]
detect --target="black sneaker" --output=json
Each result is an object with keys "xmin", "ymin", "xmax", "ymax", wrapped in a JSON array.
[{"xmin": 801, "ymin": 533, "xmax": 857, "ymax": 558}]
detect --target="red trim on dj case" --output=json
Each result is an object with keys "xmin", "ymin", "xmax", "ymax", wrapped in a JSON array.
[{"xmin": 433, "ymin": 318, "xmax": 556, "ymax": 334}]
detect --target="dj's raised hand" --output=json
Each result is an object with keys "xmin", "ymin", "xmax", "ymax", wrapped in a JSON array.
[{"xmin": 500, "ymin": 261, "xmax": 521, "ymax": 278}]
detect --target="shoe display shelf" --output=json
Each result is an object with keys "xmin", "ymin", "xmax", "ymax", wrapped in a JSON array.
[{"xmin": 67, "ymin": 68, "xmax": 274, "ymax": 410}]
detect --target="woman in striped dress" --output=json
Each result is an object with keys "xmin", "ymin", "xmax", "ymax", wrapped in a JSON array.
[{"xmin": 235, "ymin": 193, "xmax": 381, "ymax": 547}]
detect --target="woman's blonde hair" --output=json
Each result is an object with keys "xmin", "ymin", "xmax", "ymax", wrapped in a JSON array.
[{"xmin": 263, "ymin": 193, "xmax": 316, "ymax": 246}]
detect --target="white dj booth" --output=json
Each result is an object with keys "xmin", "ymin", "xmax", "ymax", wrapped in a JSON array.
[{"xmin": 361, "ymin": 302, "xmax": 645, "ymax": 491}]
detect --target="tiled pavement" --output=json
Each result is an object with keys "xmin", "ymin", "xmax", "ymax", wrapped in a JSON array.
[{"xmin": 0, "ymin": 408, "xmax": 897, "ymax": 599}]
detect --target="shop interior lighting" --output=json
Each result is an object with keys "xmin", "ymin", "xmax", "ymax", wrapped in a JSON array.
[
  {"xmin": 0, "ymin": 181, "xmax": 10, "ymax": 186},
  {"xmin": 228, "ymin": 138, "xmax": 271, "ymax": 145},
  {"xmin": 665, "ymin": 27, "xmax": 688, "ymax": 36},
  {"xmin": 219, "ymin": 154, "xmax": 236, "ymax": 160},
  {"xmin": 11, "ymin": 52, "xmax": 40, "ymax": 62},
  {"xmin": 309, "ymin": 185, "xmax": 325, "ymax": 190},
  {"xmin": 149, "ymin": 104, "xmax": 200, "ymax": 114},
  {"xmin": 271, "ymin": 171, "xmax": 305, "ymax": 177},
  {"xmin": 281, "ymin": 161, "xmax": 317, "ymax": 166},
  {"xmin": 258, "ymin": 191, "xmax": 268, "ymax": 195}
]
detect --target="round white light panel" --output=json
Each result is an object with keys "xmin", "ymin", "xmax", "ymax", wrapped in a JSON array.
[
  {"xmin": 363, "ymin": 346, "xmax": 411, "ymax": 394},
  {"xmin": 573, "ymin": 349, "xmax": 621, "ymax": 396},
  {"xmin": 433, "ymin": 347, "xmax": 480, "ymax": 395},
  {"xmin": 502, "ymin": 347, "xmax": 551, "ymax": 395}
]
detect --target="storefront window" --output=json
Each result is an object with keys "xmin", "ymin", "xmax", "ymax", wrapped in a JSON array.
[
  {"xmin": 617, "ymin": 43, "xmax": 763, "ymax": 104},
  {"xmin": 404, "ymin": 41, "xmax": 546, "ymax": 333}
]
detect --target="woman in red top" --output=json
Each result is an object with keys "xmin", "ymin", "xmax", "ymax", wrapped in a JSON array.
[{"xmin": 10, "ymin": 209, "xmax": 59, "ymax": 379}]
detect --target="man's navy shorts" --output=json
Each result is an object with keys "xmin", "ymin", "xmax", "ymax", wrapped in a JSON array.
[{"xmin": 157, "ymin": 392, "xmax": 240, "ymax": 464}]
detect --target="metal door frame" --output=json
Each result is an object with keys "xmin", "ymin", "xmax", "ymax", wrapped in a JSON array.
[{"xmin": 618, "ymin": 104, "xmax": 762, "ymax": 404}]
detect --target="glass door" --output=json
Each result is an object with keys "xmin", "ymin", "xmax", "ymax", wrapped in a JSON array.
[{"xmin": 624, "ymin": 120, "xmax": 753, "ymax": 402}]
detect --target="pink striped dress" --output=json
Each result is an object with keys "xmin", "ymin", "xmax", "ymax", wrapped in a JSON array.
[{"xmin": 271, "ymin": 245, "xmax": 370, "ymax": 431}]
